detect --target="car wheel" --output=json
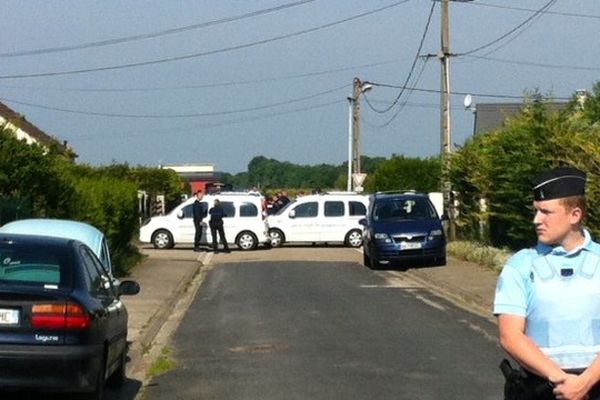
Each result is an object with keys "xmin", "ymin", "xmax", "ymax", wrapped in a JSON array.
[
  {"xmin": 369, "ymin": 254, "xmax": 381, "ymax": 270},
  {"xmin": 345, "ymin": 229, "xmax": 363, "ymax": 248},
  {"xmin": 83, "ymin": 353, "xmax": 106, "ymax": 400},
  {"xmin": 152, "ymin": 229, "xmax": 173, "ymax": 249},
  {"xmin": 268, "ymin": 229, "xmax": 285, "ymax": 248},
  {"xmin": 236, "ymin": 231, "xmax": 258, "ymax": 251},
  {"xmin": 433, "ymin": 255, "xmax": 447, "ymax": 266},
  {"xmin": 107, "ymin": 349, "xmax": 126, "ymax": 388}
]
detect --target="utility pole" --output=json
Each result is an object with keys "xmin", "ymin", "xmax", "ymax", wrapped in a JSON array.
[
  {"xmin": 352, "ymin": 77, "xmax": 363, "ymax": 179},
  {"xmin": 347, "ymin": 77, "xmax": 372, "ymax": 192},
  {"xmin": 439, "ymin": 0, "xmax": 455, "ymax": 240}
]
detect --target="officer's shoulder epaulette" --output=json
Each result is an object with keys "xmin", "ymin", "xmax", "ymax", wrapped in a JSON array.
[{"xmin": 504, "ymin": 248, "xmax": 537, "ymax": 271}]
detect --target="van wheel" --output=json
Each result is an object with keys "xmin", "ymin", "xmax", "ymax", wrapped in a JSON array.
[
  {"xmin": 236, "ymin": 231, "xmax": 257, "ymax": 250},
  {"xmin": 345, "ymin": 229, "xmax": 363, "ymax": 248},
  {"xmin": 363, "ymin": 249, "xmax": 370, "ymax": 267},
  {"xmin": 152, "ymin": 230, "xmax": 174, "ymax": 249},
  {"xmin": 268, "ymin": 229, "xmax": 285, "ymax": 248}
]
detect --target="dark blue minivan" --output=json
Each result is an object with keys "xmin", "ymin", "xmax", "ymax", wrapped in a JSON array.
[{"xmin": 360, "ymin": 191, "xmax": 446, "ymax": 269}]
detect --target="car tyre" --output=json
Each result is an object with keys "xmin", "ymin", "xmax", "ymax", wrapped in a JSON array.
[
  {"xmin": 83, "ymin": 353, "xmax": 106, "ymax": 400},
  {"xmin": 368, "ymin": 254, "xmax": 381, "ymax": 270},
  {"xmin": 345, "ymin": 229, "xmax": 363, "ymax": 248},
  {"xmin": 433, "ymin": 255, "xmax": 447, "ymax": 266},
  {"xmin": 152, "ymin": 229, "xmax": 174, "ymax": 249},
  {"xmin": 236, "ymin": 231, "xmax": 258, "ymax": 250},
  {"xmin": 268, "ymin": 229, "xmax": 285, "ymax": 248},
  {"xmin": 107, "ymin": 349, "xmax": 126, "ymax": 388}
]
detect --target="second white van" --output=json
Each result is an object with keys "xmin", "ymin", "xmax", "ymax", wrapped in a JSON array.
[{"xmin": 267, "ymin": 192, "xmax": 369, "ymax": 248}]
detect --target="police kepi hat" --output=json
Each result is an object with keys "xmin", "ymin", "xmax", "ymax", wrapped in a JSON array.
[{"xmin": 532, "ymin": 167, "xmax": 586, "ymax": 201}]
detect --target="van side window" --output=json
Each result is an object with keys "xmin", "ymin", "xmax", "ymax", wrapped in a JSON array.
[
  {"xmin": 324, "ymin": 201, "xmax": 344, "ymax": 217},
  {"xmin": 182, "ymin": 204, "xmax": 193, "ymax": 219},
  {"xmin": 294, "ymin": 202, "xmax": 318, "ymax": 218},
  {"xmin": 221, "ymin": 202, "xmax": 235, "ymax": 218},
  {"xmin": 349, "ymin": 201, "xmax": 367, "ymax": 216},
  {"xmin": 240, "ymin": 202, "xmax": 258, "ymax": 217}
]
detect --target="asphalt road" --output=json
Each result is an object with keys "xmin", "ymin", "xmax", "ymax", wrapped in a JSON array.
[{"xmin": 143, "ymin": 247, "xmax": 505, "ymax": 400}]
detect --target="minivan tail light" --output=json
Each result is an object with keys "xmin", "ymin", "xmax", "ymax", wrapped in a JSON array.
[{"xmin": 31, "ymin": 303, "xmax": 91, "ymax": 330}]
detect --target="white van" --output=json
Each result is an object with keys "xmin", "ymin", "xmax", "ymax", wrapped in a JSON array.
[
  {"xmin": 267, "ymin": 192, "xmax": 369, "ymax": 248},
  {"xmin": 139, "ymin": 192, "xmax": 269, "ymax": 250}
]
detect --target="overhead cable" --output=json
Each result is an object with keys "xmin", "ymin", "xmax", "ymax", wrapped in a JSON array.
[
  {"xmin": 0, "ymin": 0, "xmax": 411, "ymax": 80},
  {"xmin": 368, "ymin": 82, "xmax": 572, "ymax": 101},
  {"xmin": 0, "ymin": 58, "xmax": 401, "ymax": 93},
  {"xmin": 0, "ymin": 84, "xmax": 349, "ymax": 119},
  {"xmin": 457, "ymin": 0, "xmax": 558, "ymax": 57},
  {"xmin": 464, "ymin": 2, "xmax": 600, "ymax": 20},
  {"xmin": 464, "ymin": 54, "xmax": 600, "ymax": 72},
  {"xmin": 363, "ymin": 0, "xmax": 435, "ymax": 114},
  {"xmin": 0, "ymin": 0, "xmax": 317, "ymax": 57}
]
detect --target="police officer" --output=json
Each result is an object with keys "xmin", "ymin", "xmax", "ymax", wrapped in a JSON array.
[
  {"xmin": 193, "ymin": 190, "xmax": 207, "ymax": 251},
  {"xmin": 494, "ymin": 167, "xmax": 600, "ymax": 400}
]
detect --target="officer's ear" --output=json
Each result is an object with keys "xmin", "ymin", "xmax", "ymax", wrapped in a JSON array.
[{"xmin": 568, "ymin": 206, "xmax": 583, "ymax": 225}]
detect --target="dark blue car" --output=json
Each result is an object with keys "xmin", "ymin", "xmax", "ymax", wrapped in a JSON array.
[
  {"xmin": 360, "ymin": 192, "xmax": 446, "ymax": 269},
  {"xmin": 0, "ymin": 233, "xmax": 139, "ymax": 399}
]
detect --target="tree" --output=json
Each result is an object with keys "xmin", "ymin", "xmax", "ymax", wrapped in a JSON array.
[{"xmin": 365, "ymin": 156, "xmax": 441, "ymax": 193}]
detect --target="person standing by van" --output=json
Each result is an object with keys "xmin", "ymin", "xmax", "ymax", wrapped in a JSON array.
[
  {"xmin": 193, "ymin": 190, "xmax": 207, "ymax": 252},
  {"xmin": 209, "ymin": 199, "xmax": 230, "ymax": 253}
]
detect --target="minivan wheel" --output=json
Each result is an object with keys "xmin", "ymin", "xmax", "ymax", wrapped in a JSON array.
[
  {"xmin": 236, "ymin": 231, "xmax": 258, "ymax": 250},
  {"xmin": 345, "ymin": 229, "xmax": 363, "ymax": 248},
  {"xmin": 369, "ymin": 255, "xmax": 381, "ymax": 270},
  {"xmin": 152, "ymin": 230, "xmax": 174, "ymax": 249},
  {"xmin": 268, "ymin": 229, "xmax": 285, "ymax": 248}
]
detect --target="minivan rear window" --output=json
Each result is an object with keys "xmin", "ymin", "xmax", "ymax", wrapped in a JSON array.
[
  {"xmin": 240, "ymin": 202, "xmax": 258, "ymax": 217},
  {"xmin": 349, "ymin": 201, "xmax": 367, "ymax": 216},
  {"xmin": 0, "ymin": 243, "xmax": 70, "ymax": 289}
]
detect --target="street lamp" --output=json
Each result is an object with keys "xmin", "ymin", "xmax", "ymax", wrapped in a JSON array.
[{"xmin": 347, "ymin": 77, "xmax": 373, "ymax": 192}]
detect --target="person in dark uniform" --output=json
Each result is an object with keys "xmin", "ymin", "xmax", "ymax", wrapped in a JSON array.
[
  {"xmin": 494, "ymin": 167, "xmax": 600, "ymax": 400},
  {"xmin": 209, "ymin": 199, "xmax": 230, "ymax": 253},
  {"xmin": 192, "ymin": 190, "xmax": 207, "ymax": 251}
]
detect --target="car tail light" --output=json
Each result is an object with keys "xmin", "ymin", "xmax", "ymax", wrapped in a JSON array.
[{"xmin": 31, "ymin": 303, "xmax": 91, "ymax": 330}]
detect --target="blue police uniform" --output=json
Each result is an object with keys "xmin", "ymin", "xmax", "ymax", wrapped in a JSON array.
[{"xmin": 494, "ymin": 228, "xmax": 600, "ymax": 370}]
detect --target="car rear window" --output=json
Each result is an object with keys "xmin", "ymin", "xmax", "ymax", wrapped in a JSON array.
[{"xmin": 0, "ymin": 243, "xmax": 71, "ymax": 290}]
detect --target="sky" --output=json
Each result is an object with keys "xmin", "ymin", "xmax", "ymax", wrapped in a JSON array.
[{"xmin": 1, "ymin": 1, "xmax": 598, "ymax": 174}]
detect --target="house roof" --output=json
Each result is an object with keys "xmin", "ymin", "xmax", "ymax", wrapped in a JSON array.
[
  {"xmin": 0, "ymin": 101, "xmax": 73, "ymax": 156},
  {"xmin": 473, "ymin": 102, "xmax": 569, "ymax": 135}
]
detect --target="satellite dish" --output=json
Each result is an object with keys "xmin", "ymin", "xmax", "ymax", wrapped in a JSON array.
[{"xmin": 463, "ymin": 94, "xmax": 472, "ymax": 109}]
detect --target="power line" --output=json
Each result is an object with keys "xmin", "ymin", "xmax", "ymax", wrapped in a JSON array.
[
  {"xmin": 463, "ymin": 1, "xmax": 600, "ymax": 20},
  {"xmin": 0, "ymin": 58, "xmax": 402, "ymax": 93},
  {"xmin": 0, "ymin": 84, "xmax": 349, "ymax": 119},
  {"xmin": 368, "ymin": 82, "xmax": 572, "ymax": 101},
  {"xmin": 457, "ymin": 0, "xmax": 558, "ymax": 57},
  {"xmin": 0, "ymin": 0, "xmax": 411, "ymax": 80},
  {"xmin": 363, "ymin": 0, "xmax": 435, "ymax": 114},
  {"xmin": 0, "ymin": 0, "xmax": 317, "ymax": 58},
  {"xmin": 66, "ymin": 99, "xmax": 346, "ymax": 140},
  {"xmin": 374, "ymin": 57, "xmax": 430, "ymax": 128},
  {"xmin": 463, "ymin": 54, "xmax": 600, "ymax": 72}
]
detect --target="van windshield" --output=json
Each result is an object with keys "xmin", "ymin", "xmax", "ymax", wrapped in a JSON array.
[{"xmin": 373, "ymin": 198, "xmax": 437, "ymax": 221}]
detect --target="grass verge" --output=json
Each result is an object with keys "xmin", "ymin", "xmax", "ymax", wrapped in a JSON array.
[
  {"xmin": 147, "ymin": 346, "xmax": 177, "ymax": 379},
  {"xmin": 447, "ymin": 240, "xmax": 511, "ymax": 273}
]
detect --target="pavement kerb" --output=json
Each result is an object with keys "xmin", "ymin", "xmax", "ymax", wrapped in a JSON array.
[
  {"xmin": 127, "ymin": 252, "xmax": 213, "ymax": 385},
  {"xmin": 405, "ymin": 263, "xmax": 498, "ymax": 324}
]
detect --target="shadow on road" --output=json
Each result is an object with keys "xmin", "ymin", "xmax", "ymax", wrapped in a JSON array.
[{"xmin": 0, "ymin": 377, "xmax": 142, "ymax": 400}]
